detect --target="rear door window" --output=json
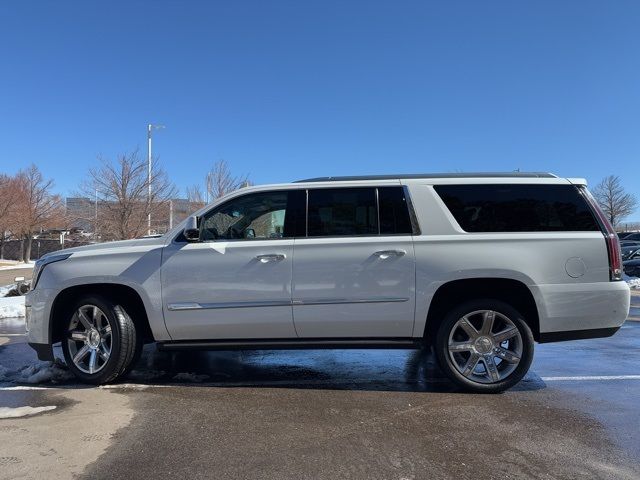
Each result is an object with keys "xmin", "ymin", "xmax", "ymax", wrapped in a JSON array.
[
  {"xmin": 307, "ymin": 188, "xmax": 377, "ymax": 236},
  {"xmin": 434, "ymin": 184, "xmax": 600, "ymax": 232}
]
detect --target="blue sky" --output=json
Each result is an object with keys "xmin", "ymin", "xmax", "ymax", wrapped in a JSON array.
[{"xmin": 0, "ymin": 1, "xmax": 639, "ymax": 218}]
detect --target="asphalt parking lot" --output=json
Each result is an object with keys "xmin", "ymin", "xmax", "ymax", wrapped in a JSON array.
[{"xmin": 1, "ymin": 291, "xmax": 639, "ymax": 480}]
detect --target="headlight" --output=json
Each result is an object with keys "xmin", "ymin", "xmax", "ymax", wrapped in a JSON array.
[{"xmin": 31, "ymin": 253, "xmax": 72, "ymax": 289}]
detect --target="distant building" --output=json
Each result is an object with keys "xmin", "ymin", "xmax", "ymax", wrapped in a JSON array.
[{"xmin": 65, "ymin": 197, "xmax": 95, "ymax": 231}]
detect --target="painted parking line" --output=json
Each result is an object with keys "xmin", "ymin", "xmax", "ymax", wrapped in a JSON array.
[{"xmin": 541, "ymin": 375, "xmax": 640, "ymax": 381}]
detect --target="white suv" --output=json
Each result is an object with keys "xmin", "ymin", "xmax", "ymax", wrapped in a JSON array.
[{"xmin": 26, "ymin": 173, "xmax": 630, "ymax": 392}]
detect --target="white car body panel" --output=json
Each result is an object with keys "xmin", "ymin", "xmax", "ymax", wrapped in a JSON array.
[
  {"xmin": 161, "ymin": 239, "xmax": 296, "ymax": 339},
  {"xmin": 26, "ymin": 175, "xmax": 631, "ymax": 354},
  {"xmin": 291, "ymin": 235, "xmax": 416, "ymax": 337}
]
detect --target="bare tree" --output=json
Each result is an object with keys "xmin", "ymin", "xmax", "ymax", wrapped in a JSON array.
[
  {"xmin": 12, "ymin": 165, "xmax": 64, "ymax": 261},
  {"xmin": 81, "ymin": 150, "xmax": 177, "ymax": 240},
  {"xmin": 0, "ymin": 174, "xmax": 21, "ymax": 258},
  {"xmin": 186, "ymin": 184, "xmax": 206, "ymax": 211},
  {"xmin": 205, "ymin": 160, "xmax": 251, "ymax": 201},
  {"xmin": 592, "ymin": 175, "xmax": 638, "ymax": 228}
]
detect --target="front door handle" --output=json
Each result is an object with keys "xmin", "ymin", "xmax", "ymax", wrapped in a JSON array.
[
  {"xmin": 256, "ymin": 254, "xmax": 286, "ymax": 263},
  {"xmin": 373, "ymin": 249, "xmax": 406, "ymax": 259}
]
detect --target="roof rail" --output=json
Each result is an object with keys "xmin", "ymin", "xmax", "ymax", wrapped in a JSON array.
[{"xmin": 294, "ymin": 172, "xmax": 557, "ymax": 183}]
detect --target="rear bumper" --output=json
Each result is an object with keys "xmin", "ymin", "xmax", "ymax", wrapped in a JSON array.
[
  {"xmin": 538, "ymin": 326, "xmax": 620, "ymax": 343},
  {"xmin": 531, "ymin": 281, "xmax": 630, "ymax": 335}
]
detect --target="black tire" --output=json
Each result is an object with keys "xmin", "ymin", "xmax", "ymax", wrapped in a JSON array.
[
  {"xmin": 434, "ymin": 299, "xmax": 534, "ymax": 393},
  {"xmin": 61, "ymin": 294, "xmax": 138, "ymax": 384},
  {"xmin": 122, "ymin": 332, "xmax": 144, "ymax": 377}
]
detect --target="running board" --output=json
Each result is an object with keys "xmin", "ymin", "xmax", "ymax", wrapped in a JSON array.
[{"xmin": 158, "ymin": 338, "xmax": 423, "ymax": 352}]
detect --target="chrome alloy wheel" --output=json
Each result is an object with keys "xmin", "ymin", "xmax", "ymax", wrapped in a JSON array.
[
  {"xmin": 66, "ymin": 304, "xmax": 113, "ymax": 374},
  {"xmin": 447, "ymin": 309, "xmax": 523, "ymax": 384}
]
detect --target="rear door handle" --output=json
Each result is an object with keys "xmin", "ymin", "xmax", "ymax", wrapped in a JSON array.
[
  {"xmin": 256, "ymin": 254, "xmax": 286, "ymax": 263},
  {"xmin": 373, "ymin": 250, "xmax": 406, "ymax": 259}
]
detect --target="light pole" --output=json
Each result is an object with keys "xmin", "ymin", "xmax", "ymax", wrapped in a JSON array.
[
  {"xmin": 94, "ymin": 188, "xmax": 98, "ymax": 239},
  {"xmin": 147, "ymin": 123, "xmax": 165, "ymax": 235}
]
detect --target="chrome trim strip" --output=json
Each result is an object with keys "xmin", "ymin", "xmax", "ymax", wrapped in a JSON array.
[
  {"xmin": 292, "ymin": 297, "xmax": 409, "ymax": 306},
  {"xmin": 168, "ymin": 297, "xmax": 409, "ymax": 311},
  {"xmin": 167, "ymin": 300, "xmax": 292, "ymax": 311}
]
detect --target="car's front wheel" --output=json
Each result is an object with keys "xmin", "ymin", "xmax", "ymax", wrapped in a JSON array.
[
  {"xmin": 61, "ymin": 295, "xmax": 138, "ymax": 384},
  {"xmin": 434, "ymin": 299, "xmax": 534, "ymax": 393}
]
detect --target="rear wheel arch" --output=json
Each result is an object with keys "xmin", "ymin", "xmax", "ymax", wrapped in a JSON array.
[
  {"xmin": 424, "ymin": 278, "xmax": 540, "ymax": 343},
  {"xmin": 50, "ymin": 283, "xmax": 153, "ymax": 345}
]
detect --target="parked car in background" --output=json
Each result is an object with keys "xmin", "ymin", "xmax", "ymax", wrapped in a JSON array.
[
  {"xmin": 25, "ymin": 172, "xmax": 631, "ymax": 393},
  {"xmin": 617, "ymin": 232, "xmax": 633, "ymax": 239},
  {"xmin": 623, "ymin": 259, "xmax": 640, "ymax": 278},
  {"xmin": 620, "ymin": 232, "xmax": 640, "ymax": 241},
  {"xmin": 621, "ymin": 246, "xmax": 640, "ymax": 261},
  {"xmin": 620, "ymin": 241, "xmax": 640, "ymax": 248}
]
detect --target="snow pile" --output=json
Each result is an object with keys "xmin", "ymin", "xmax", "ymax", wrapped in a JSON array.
[
  {"xmin": 0, "ymin": 405, "xmax": 56, "ymax": 419},
  {"xmin": 0, "ymin": 296, "xmax": 25, "ymax": 318},
  {"xmin": 624, "ymin": 274, "xmax": 640, "ymax": 290},
  {"xmin": 0, "ymin": 284, "xmax": 16, "ymax": 297},
  {"xmin": 0, "ymin": 359, "xmax": 73, "ymax": 384}
]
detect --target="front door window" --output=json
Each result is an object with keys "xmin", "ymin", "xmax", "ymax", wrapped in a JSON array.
[{"xmin": 200, "ymin": 191, "xmax": 290, "ymax": 241}]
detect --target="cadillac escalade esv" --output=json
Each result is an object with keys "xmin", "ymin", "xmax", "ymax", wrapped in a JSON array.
[{"xmin": 26, "ymin": 173, "xmax": 631, "ymax": 392}]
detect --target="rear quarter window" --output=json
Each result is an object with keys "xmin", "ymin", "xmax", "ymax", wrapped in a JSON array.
[{"xmin": 434, "ymin": 184, "xmax": 600, "ymax": 232}]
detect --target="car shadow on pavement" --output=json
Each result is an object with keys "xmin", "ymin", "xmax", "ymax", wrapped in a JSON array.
[
  {"xmin": 116, "ymin": 344, "xmax": 546, "ymax": 394},
  {"xmin": 1, "ymin": 339, "xmax": 545, "ymax": 393}
]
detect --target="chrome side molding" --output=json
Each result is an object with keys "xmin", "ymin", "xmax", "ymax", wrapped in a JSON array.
[
  {"xmin": 167, "ymin": 297, "xmax": 410, "ymax": 311},
  {"xmin": 167, "ymin": 300, "xmax": 292, "ymax": 311}
]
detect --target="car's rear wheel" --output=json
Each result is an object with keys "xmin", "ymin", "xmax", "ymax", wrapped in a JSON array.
[
  {"xmin": 434, "ymin": 299, "xmax": 534, "ymax": 393},
  {"xmin": 61, "ymin": 295, "xmax": 138, "ymax": 384}
]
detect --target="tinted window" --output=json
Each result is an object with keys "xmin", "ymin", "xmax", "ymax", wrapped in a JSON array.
[
  {"xmin": 307, "ymin": 188, "xmax": 377, "ymax": 236},
  {"xmin": 378, "ymin": 187, "xmax": 413, "ymax": 235},
  {"xmin": 434, "ymin": 184, "xmax": 599, "ymax": 232},
  {"xmin": 200, "ymin": 191, "xmax": 295, "ymax": 240}
]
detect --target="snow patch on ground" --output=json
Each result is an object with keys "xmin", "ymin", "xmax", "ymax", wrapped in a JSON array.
[
  {"xmin": 172, "ymin": 372, "xmax": 210, "ymax": 383},
  {"xmin": 0, "ymin": 359, "xmax": 73, "ymax": 385},
  {"xmin": 0, "ymin": 296, "xmax": 25, "ymax": 318},
  {"xmin": 0, "ymin": 262, "xmax": 34, "ymax": 271},
  {"xmin": 624, "ymin": 274, "xmax": 640, "ymax": 290},
  {"xmin": 0, "ymin": 405, "xmax": 56, "ymax": 419},
  {"xmin": 0, "ymin": 284, "xmax": 16, "ymax": 297}
]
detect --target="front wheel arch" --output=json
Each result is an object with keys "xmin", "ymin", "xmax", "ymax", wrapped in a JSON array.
[{"xmin": 50, "ymin": 283, "xmax": 153, "ymax": 346}]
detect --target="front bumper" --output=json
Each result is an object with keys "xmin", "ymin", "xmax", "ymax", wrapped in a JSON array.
[
  {"xmin": 28, "ymin": 342, "xmax": 54, "ymax": 361},
  {"xmin": 25, "ymin": 288, "xmax": 57, "ymax": 361}
]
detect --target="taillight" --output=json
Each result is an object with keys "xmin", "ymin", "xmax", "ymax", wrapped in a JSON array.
[
  {"xmin": 580, "ymin": 187, "xmax": 623, "ymax": 281},
  {"xmin": 605, "ymin": 233, "xmax": 623, "ymax": 280}
]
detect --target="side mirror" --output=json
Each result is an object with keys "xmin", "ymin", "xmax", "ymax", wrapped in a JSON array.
[{"xmin": 183, "ymin": 216, "xmax": 200, "ymax": 242}]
